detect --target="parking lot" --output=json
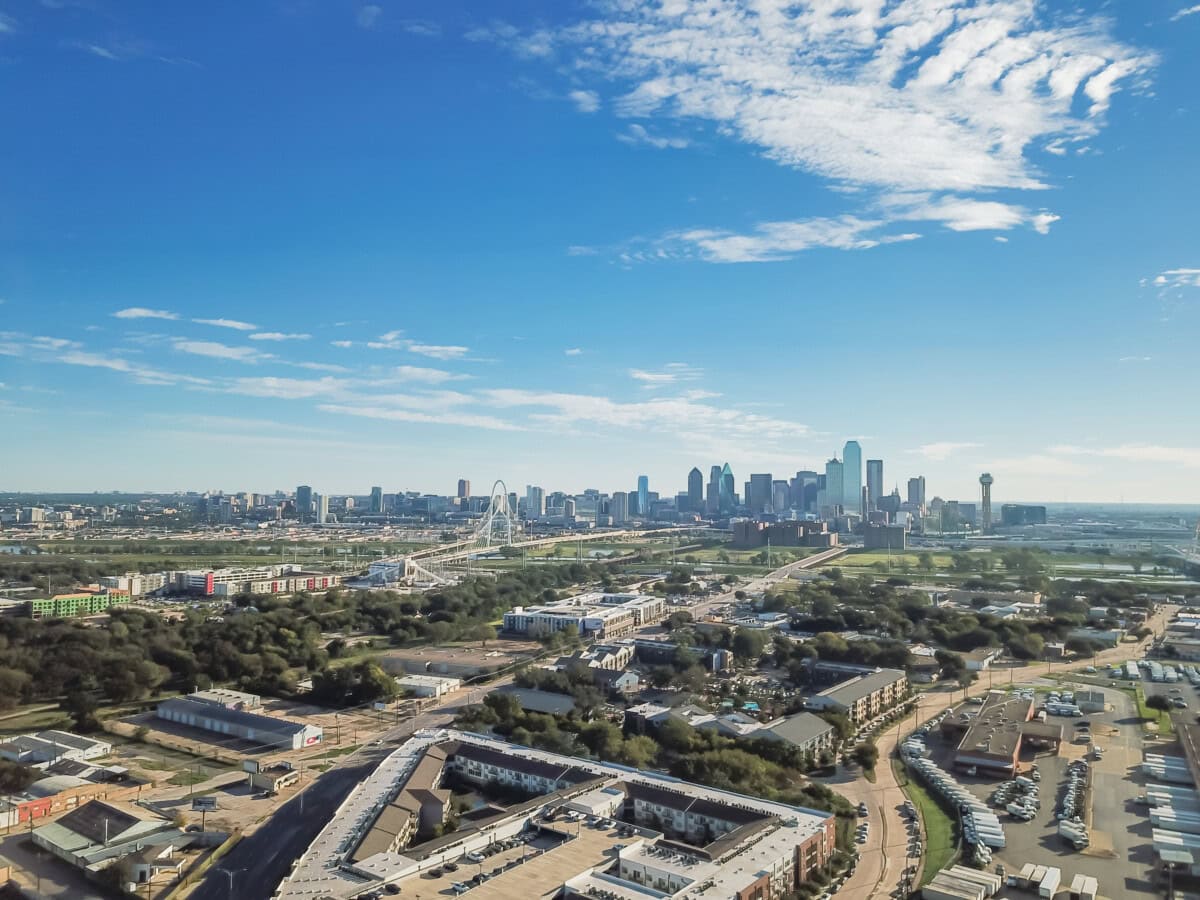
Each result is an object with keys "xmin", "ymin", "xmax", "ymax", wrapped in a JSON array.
[{"xmin": 932, "ymin": 682, "xmax": 1159, "ymax": 899}]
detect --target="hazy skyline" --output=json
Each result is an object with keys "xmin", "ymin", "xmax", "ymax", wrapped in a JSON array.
[{"xmin": 1, "ymin": 1, "xmax": 1198, "ymax": 502}]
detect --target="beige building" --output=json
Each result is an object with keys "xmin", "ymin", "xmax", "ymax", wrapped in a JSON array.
[{"xmin": 804, "ymin": 668, "xmax": 908, "ymax": 723}]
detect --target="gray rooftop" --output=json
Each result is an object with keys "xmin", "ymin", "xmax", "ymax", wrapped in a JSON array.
[
  {"xmin": 815, "ymin": 668, "xmax": 906, "ymax": 706},
  {"xmin": 157, "ymin": 697, "xmax": 311, "ymax": 736},
  {"xmin": 763, "ymin": 712, "xmax": 835, "ymax": 747}
]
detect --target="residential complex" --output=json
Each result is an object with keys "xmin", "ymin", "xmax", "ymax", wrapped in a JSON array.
[
  {"xmin": 276, "ymin": 729, "xmax": 836, "ymax": 900},
  {"xmin": 503, "ymin": 592, "xmax": 667, "ymax": 640},
  {"xmin": 803, "ymin": 668, "xmax": 909, "ymax": 724},
  {"xmin": 24, "ymin": 588, "xmax": 128, "ymax": 619}
]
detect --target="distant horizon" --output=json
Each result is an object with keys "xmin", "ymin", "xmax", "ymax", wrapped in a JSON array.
[{"xmin": 2, "ymin": 488, "xmax": 1198, "ymax": 515}]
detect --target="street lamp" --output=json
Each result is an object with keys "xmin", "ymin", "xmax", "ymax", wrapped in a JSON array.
[{"xmin": 216, "ymin": 867, "xmax": 243, "ymax": 896}]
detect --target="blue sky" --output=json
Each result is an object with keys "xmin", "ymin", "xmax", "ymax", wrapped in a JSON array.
[{"xmin": 1, "ymin": 0, "xmax": 1199, "ymax": 502}]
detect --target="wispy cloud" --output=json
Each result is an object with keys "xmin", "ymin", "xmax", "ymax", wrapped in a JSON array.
[
  {"xmin": 914, "ymin": 441, "xmax": 982, "ymax": 461},
  {"xmin": 482, "ymin": 0, "xmax": 1153, "ymax": 260},
  {"xmin": 356, "ymin": 4, "xmax": 382, "ymax": 29},
  {"xmin": 0, "ymin": 13, "xmax": 16, "ymax": 34},
  {"xmin": 400, "ymin": 19, "xmax": 441, "ymax": 37},
  {"xmin": 172, "ymin": 340, "xmax": 267, "ymax": 363},
  {"xmin": 616, "ymin": 123, "xmax": 689, "ymax": 150},
  {"xmin": 629, "ymin": 363, "xmax": 704, "ymax": 387},
  {"xmin": 331, "ymin": 340, "xmax": 354, "ymax": 348},
  {"xmin": 660, "ymin": 216, "xmax": 919, "ymax": 264},
  {"xmin": 407, "ymin": 343, "xmax": 470, "ymax": 360},
  {"xmin": 569, "ymin": 89, "xmax": 600, "ymax": 113},
  {"xmin": 363, "ymin": 330, "xmax": 471, "ymax": 359},
  {"xmin": 1171, "ymin": 4, "xmax": 1200, "ymax": 21},
  {"xmin": 564, "ymin": 348, "xmax": 583, "ymax": 356},
  {"xmin": 1118, "ymin": 355, "xmax": 1152, "ymax": 363},
  {"xmin": 193, "ymin": 317, "xmax": 257, "ymax": 331},
  {"xmin": 566, "ymin": 245, "xmax": 599, "ymax": 257},
  {"xmin": 113, "ymin": 307, "xmax": 178, "ymax": 320},
  {"xmin": 1150, "ymin": 268, "xmax": 1200, "ymax": 289},
  {"xmin": 481, "ymin": 388, "xmax": 810, "ymax": 447},
  {"xmin": 317, "ymin": 404, "xmax": 521, "ymax": 431},
  {"xmin": 250, "ymin": 332, "xmax": 311, "ymax": 341}
]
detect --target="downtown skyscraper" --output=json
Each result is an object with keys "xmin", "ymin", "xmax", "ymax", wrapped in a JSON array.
[{"xmin": 843, "ymin": 440, "xmax": 862, "ymax": 514}]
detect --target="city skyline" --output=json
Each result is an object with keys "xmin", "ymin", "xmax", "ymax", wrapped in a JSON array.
[{"xmin": 1, "ymin": 1, "xmax": 1199, "ymax": 501}]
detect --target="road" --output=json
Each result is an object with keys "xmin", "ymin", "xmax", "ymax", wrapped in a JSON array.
[
  {"xmin": 186, "ymin": 687, "xmax": 485, "ymax": 900},
  {"xmin": 828, "ymin": 601, "xmax": 1175, "ymax": 900}
]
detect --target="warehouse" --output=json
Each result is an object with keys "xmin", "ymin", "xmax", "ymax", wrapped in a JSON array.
[
  {"xmin": 156, "ymin": 698, "xmax": 322, "ymax": 750},
  {"xmin": 952, "ymin": 693, "xmax": 1033, "ymax": 776}
]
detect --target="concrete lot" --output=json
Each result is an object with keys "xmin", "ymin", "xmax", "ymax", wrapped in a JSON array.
[
  {"xmin": 940, "ymin": 682, "xmax": 1158, "ymax": 900},
  {"xmin": 0, "ymin": 834, "xmax": 109, "ymax": 899}
]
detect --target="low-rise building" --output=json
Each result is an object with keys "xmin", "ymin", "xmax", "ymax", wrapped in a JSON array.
[
  {"xmin": 760, "ymin": 712, "xmax": 837, "ymax": 757},
  {"xmin": 156, "ymin": 697, "xmax": 322, "ymax": 750},
  {"xmin": 32, "ymin": 799, "xmax": 182, "ymax": 878},
  {"xmin": 26, "ymin": 588, "xmax": 128, "ymax": 619},
  {"xmin": 503, "ymin": 592, "xmax": 666, "ymax": 640},
  {"xmin": 804, "ymin": 668, "xmax": 908, "ymax": 724},
  {"xmin": 394, "ymin": 674, "xmax": 462, "ymax": 698},
  {"xmin": 0, "ymin": 731, "xmax": 112, "ymax": 768}
]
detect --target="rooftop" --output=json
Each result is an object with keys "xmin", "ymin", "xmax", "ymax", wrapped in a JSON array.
[
  {"xmin": 954, "ymin": 693, "xmax": 1033, "ymax": 761},
  {"xmin": 157, "ymin": 697, "xmax": 312, "ymax": 736},
  {"xmin": 814, "ymin": 668, "xmax": 906, "ymax": 705}
]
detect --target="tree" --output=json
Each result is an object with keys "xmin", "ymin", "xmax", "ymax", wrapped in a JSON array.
[
  {"xmin": 1146, "ymin": 694, "xmax": 1172, "ymax": 713},
  {"xmin": 732, "ymin": 627, "xmax": 768, "ymax": 663},
  {"xmin": 918, "ymin": 552, "xmax": 934, "ymax": 574},
  {"xmin": 851, "ymin": 742, "xmax": 879, "ymax": 772},
  {"xmin": 619, "ymin": 735, "xmax": 659, "ymax": 769}
]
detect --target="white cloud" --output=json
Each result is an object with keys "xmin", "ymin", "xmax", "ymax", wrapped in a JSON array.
[
  {"xmin": 480, "ymin": 388, "xmax": 810, "ymax": 447},
  {"xmin": 1172, "ymin": 5, "xmax": 1200, "ymax": 20},
  {"xmin": 664, "ymin": 216, "xmax": 917, "ymax": 263},
  {"xmin": 1152, "ymin": 268, "xmax": 1200, "ymax": 289},
  {"xmin": 407, "ymin": 343, "xmax": 470, "ymax": 360},
  {"xmin": 331, "ymin": 340, "xmax": 355, "ymax": 348},
  {"xmin": 564, "ymin": 347, "xmax": 583, "ymax": 356},
  {"xmin": 914, "ymin": 441, "xmax": 982, "ymax": 461},
  {"xmin": 226, "ymin": 376, "xmax": 346, "ymax": 399},
  {"xmin": 569, "ymin": 89, "xmax": 600, "ymax": 113},
  {"xmin": 172, "ymin": 340, "xmax": 266, "ymax": 363},
  {"xmin": 401, "ymin": 19, "xmax": 441, "ymax": 37},
  {"xmin": 292, "ymin": 361, "xmax": 349, "ymax": 372},
  {"xmin": 58, "ymin": 350, "xmax": 209, "ymax": 386},
  {"xmin": 1118, "ymin": 355, "xmax": 1152, "ymax": 363},
  {"xmin": 250, "ymin": 332, "xmax": 311, "ymax": 341},
  {"xmin": 113, "ymin": 307, "xmax": 178, "ymax": 320},
  {"xmin": 193, "ymin": 317, "xmax": 258, "ymax": 331},
  {"xmin": 393, "ymin": 365, "xmax": 467, "ymax": 384},
  {"xmin": 356, "ymin": 5, "xmax": 382, "ymax": 29},
  {"xmin": 629, "ymin": 363, "xmax": 704, "ymax": 387},
  {"xmin": 317, "ymin": 404, "xmax": 522, "ymax": 431},
  {"xmin": 0, "ymin": 13, "xmax": 15, "ymax": 34},
  {"xmin": 616, "ymin": 123, "xmax": 689, "ymax": 150},
  {"xmin": 486, "ymin": 0, "xmax": 1152, "ymax": 260},
  {"xmin": 566, "ymin": 245, "xmax": 599, "ymax": 256}
]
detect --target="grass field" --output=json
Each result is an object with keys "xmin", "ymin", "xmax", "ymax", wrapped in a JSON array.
[
  {"xmin": 1133, "ymin": 685, "xmax": 1175, "ymax": 736},
  {"xmin": 894, "ymin": 758, "xmax": 958, "ymax": 884}
]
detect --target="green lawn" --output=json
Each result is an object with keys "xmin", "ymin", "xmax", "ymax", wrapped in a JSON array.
[
  {"xmin": 894, "ymin": 758, "xmax": 958, "ymax": 884},
  {"xmin": 1133, "ymin": 685, "xmax": 1175, "ymax": 736}
]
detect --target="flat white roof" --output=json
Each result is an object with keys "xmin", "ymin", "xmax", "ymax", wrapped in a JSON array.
[{"xmin": 276, "ymin": 729, "xmax": 832, "ymax": 900}]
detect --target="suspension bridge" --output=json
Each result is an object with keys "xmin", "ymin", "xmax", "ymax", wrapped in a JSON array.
[{"xmin": 364, "ymin": 479, "xmax": 686, "ymax": 586}]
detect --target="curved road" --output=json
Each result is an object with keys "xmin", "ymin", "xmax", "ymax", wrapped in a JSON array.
[{"xmin": 828, "ymin": 602, "xmax": 1174, "ymax": 900}]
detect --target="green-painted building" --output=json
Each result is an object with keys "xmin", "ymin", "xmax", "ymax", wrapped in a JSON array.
[{"xmin": 26, "ymin": 589, "xmax": 128, "ymax": 619}]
